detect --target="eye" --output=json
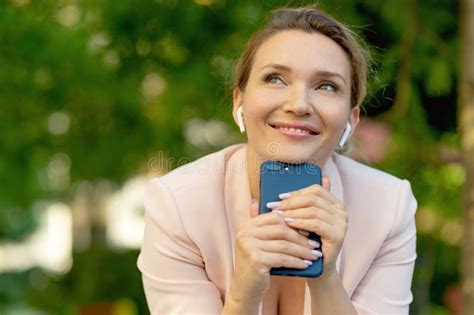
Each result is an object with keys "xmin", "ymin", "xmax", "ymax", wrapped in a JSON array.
[
  {"xmin": 318, "ymin": 82, "xmax": 338, "ymax": 92},
  {"xmin": 264, "ymin": 73, "xmax": 285, "ymax": 85}
]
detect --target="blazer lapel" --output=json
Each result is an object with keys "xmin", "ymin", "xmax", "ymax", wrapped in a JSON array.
[
  {"xmin": 224, "ymin": 144, "xmax": 251, "ymax": 272},
  {"xmin": 322, "ymin": 154, "xmax": 345, "ymax": 274}
]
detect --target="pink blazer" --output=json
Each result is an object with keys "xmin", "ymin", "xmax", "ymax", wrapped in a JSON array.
[{"xmin": 137, "ymin": 143, "xmax": 417, "ymax": 314}]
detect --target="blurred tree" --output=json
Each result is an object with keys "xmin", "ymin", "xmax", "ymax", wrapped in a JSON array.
[{"xmin": 459, "ymin": 0, "xmax": 474, "ymax": 313}]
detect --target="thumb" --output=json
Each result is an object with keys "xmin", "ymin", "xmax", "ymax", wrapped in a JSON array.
[
  {"xmin": 322, "ymin": 176, "xmax": 331, "ymax": 191},
  {"xmin": 250, "ymin": 199, "xmax": 259, "ymax": 218}
]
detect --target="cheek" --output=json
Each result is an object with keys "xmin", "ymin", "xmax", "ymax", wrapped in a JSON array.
[
  {"xmin": 244, "ymin": 89, "xmax": 281, "ymax": 119},
  {"xmin": 319, "ymin": 104, "xmax": 350, "ymax": 131}
]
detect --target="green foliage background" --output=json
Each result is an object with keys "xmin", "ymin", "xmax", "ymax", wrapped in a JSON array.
[{"xmin": 0, "ymin": 0, "xmax": 462, "ymax": 314}]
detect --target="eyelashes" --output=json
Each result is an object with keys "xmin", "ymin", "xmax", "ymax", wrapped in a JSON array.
[
  {"xmin": 319, "ymin": 82, "xmax": 338, "ymax": 92},
  {"xmin": 263, "ymin": 72, "xmax": 284, "ymax": 84},
  {"xmin": 262, "ymin": 72, "xmax": 340, "ymax": 92}
]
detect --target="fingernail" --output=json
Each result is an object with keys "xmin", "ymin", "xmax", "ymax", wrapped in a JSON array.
[
  {"xmin": 308, "ymin": 239, "xmax": 320, "ymax": 248},
  {"xmin": 266, "ymin": 201, "xmax": 281, "ymax": 209},
  {"xmin": 272, "ymin": 210, "xmax": 284, "ymax": 216},
  {"xmin": 311, "ymin": 250, "xmax": 323, "ymax": 258},
  {"xmin": 303, "ymin": 259, "xmax": 313, "ymax": 266},
  {"xmin": 298, "ymin": 229, "xmax": 310, "ymax": 236},
  {"xmin": 251, "ymin": 198, "xmax": 257, "ymax": 203},
  {"xmin": 279, "ymin": 192, "xmax": 291, "ymax": 199},
  {"xmin": 284, "ymin": 217, "xmax": 294, "ymax": 223}
]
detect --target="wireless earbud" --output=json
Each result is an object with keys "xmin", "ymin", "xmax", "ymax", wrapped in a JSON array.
[
  {"xmin": 337, "ymin": 122, "xmax": 351, "ymax": 148},
  {"xmin": 237, "ymin": 106, "xmax": 246, "ymax": 133}
]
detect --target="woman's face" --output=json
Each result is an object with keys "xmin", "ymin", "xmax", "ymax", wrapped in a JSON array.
[{"xmin": 233, "ymin": 30, "xmax": 360, "ymax": 165}]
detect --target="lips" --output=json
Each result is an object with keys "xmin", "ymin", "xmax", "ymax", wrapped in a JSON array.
[{"xmin": 269, "ymin": 121, "xmax": 319, "ymax": 135}]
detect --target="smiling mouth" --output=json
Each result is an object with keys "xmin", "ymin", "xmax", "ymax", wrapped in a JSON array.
[{"xmin": 269, "ymin": 124, "xmax": 319, "ymax": 136}]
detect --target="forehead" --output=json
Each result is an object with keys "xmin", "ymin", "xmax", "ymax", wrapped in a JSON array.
[{"xmin": 252, "ymin": 30, "xmax": 351, "ymax": 80}]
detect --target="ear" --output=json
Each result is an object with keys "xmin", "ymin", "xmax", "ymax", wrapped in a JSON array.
[
  {"xmin": 348, "ymin": 106, "xmax": 360, "ymax": 137},
  {"xmin": 232, "ymin": 88, "xmax": 242, "ymax": 126}
]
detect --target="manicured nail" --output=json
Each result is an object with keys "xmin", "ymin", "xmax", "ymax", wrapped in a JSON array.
[
  {"xmin": 311, "ymin": 250, "xmax": 323, "ymax": 258},
  {"xmin": 279, "ymin": 192, "xmax": 291, "ymax": 199},
  {"xmin": 284, "ymin": 217, "xmax": 294, "ymax": 223},
  {"xmin": 272, "ymin": 210, "xmax": 284, "ymax": 216},
  {"xmin": 266, "ymin": 201, "xmax": 281, "ymax": 209},
  {"xmin": 303, "ymin": 259, "xmax": 313, "ymax": 266},
  {"xmin": 308, "ymin": 239, "xmax": 320, "ymax": 248},
  {"xmin": 298, "ymin": 229, "xmax": 310, "ymax": 236}
]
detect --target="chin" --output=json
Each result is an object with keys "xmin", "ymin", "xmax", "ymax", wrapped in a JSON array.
[
  {"xmin": 278, "ymin": 153, "xmax": 322, "ymax": 165},
  {"xmin": 258, "ymin": 147, "xmax": 324, "ymax": 165}
]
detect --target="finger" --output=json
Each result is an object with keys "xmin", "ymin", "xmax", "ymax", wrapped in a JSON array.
[
  {"xmin": 279, "ymin": 183, "xmax": 341, "ymax": 206},
  {"xmin": 244, "ymin": 211, "xmax": 285, "ymax": 228},
  {"xmin": 286, "ymin": 219, "xmax": 345, "ymax": 242},
  {"xmin": 322, "ymin": 176, "xmax": 330, "ymax": 191},
  {"xmin": 282, "ymin": 207, "xmax": 348, "ymax": 229},
  {"xmin": 250, "ymin": 199, "xmax": 259, "ymax": 218},
  {"xmin": 253, "ymin": 224, "xmax": 313, "ymax": 249},
  {"xmin": 275, "ymin": 194, "xmax": 335, "ymax": 214},
  {"xmin": 257, "ymin": 239, "xmax": 322, "ymax": 261},
  {"xmin": 280, "ymin": 207, "xmax": 336, "ymax": 225},
  {"xmin": 298, "ymin": 229, "xmax": 310, "ymax": 236},
  {"xmin": 258, "ymin": 251, "xmax": 316, "ymax": 269}
]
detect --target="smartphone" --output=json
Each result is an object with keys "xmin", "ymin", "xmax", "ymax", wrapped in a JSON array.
[{"xmin": 259, "ymin": 160, "xmax": 323, "ymax": 278}]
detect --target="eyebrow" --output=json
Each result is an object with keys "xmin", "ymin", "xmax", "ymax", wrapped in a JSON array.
[{"xmin": 260, "ymin": 63, "xmax": 347, "ymax": 85}]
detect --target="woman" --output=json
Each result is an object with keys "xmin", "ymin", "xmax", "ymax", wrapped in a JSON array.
[{"xmin": 137, "ymin": 5, "xmax": 417, "ymax": 315}]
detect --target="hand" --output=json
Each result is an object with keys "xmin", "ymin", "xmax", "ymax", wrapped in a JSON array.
[
  {"xmin": 229, "ymin": 200, "xmax": 321, "ymax": 304},
  {"xmin": 266, "ymin": 177, "xmax": 348, "ymax": 276}
]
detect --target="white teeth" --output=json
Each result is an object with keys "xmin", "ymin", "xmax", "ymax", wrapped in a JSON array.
[{"xmin": 277, "ymin": 126, "xmax": 310, "ymax": 134}]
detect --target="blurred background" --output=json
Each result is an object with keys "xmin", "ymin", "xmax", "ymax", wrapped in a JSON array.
[{"xmin": 0, "ymin": 0, "xmax": 470, "ymax": 314}]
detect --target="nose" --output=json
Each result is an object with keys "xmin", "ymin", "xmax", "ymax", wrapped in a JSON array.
[{"xmin": 282, "ymin": 84, "xmax": 314, "ymax": 116}]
